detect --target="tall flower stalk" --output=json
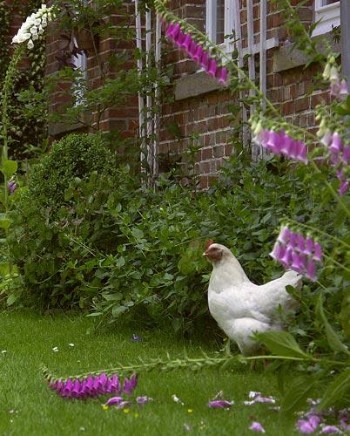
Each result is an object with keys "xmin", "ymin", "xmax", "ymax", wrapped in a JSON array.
[{"xmin": 0, "ymin": 4, "xmax": 55, "ymax": 276}]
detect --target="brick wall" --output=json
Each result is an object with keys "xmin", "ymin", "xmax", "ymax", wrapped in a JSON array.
[
  {"xmin": 7, "ymin": 1, "xmax": 339, "ymax": 187},
  {"xmin": 46, "ymin": 1, "xmax": 139, "ymax": 142},
  {"xmin": 158, "ymin": 0, "xmax": 334, "ymax": 188}
]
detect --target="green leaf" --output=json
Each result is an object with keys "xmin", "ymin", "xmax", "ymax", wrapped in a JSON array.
[
  {"xmin": 0, "ymin": 262, "xmax": 11, "ymax": 276},
  {"xmin": 281, "ymin": 375, "xmax": 318, "ymax": 414},
  {"xmin": 1, "ymin": 159, "xmax": 18, "ymax": 178},
  {"xmin": 131, "ymin": 228, "xmax": 144, "ymax": 240},
  {"xmin": 116, "ymin": 256, "xmax": 125, "ymax": 268},
  {"xmin": 6, "ymin": 294, "xmax": 18, "ymax": 306},
  {"xmin": 316, "ymin": 294, "xmax": 350, "ymax": 354},
  {"xmin": 255, "ymin": 331, "xmax": 310, "ymax": 359},
  {"xmin": 112, "ymin": 305, "xmax": 128, "ymax": 317},
  {"xmin": 0, "ymin": 213, "xmax": 11, "ymax": 230},
  {"xmin": 318, "ymin": 369, "xmax": 350, "ymax": 411}
]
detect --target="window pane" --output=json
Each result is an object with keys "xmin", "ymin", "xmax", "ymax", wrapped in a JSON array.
[
  {"xmin": 217, "ymin": 0, "xmax": 225, "ymax": 44},
  {"xmin": 322, "ymin": 0, "xmax": 339, "ymax": 5}
]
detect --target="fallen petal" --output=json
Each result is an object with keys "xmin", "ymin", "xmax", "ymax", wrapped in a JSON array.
[
  {"xmin": 136, "ymin": 395, "xmax": 152, "ymax": 405},
  {"xmin": 208, "ymin": 399, "xmax": 233, "ymax": 408},
  {"xmin": 320, "ymin": 425, "xmax": 342, "ymax": 434},
  {"xmin": 249, "ymin": 421, "xmax": 266, "ymax": 433},
  {"xmin": 105, "ymin": 396, "xmax": 123, "ymax": 406}
]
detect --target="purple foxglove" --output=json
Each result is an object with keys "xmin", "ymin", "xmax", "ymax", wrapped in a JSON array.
[
  {"xmin": 269, "ymin": 242, "xmax": 285, "ymax": 262},
  {"xmin": 207, "ymin": 59, "xmax": 218, "ymax": 77},
  {"xmin": 208, "ymin": 399, "xmax": 233, "ymax": 408},
  {"xmin": 123, "ymin": 373, "xmax": 138, "ymax": 395},
  {"xmin": 166, "ymin": 22, "xmax": 181, "ymax": 40},
  {"xmin": 253, "ymin": 129, "xmax": 269, "ymax": 148},
  {"xmin": 296, "ymin": 141, "xmax": 308, "ymax": 164},
  {"xmin": 306, "ymin": 259, "xmax": 317, "ymax": 282},
  {"xmin": 188, "ymin": 41, "xmax": 198, "ymax": 59},
  {"xmin": 339, "ymin": 179, "xmax": 349, "ymax": 196},
  {"xmin": 106, "ymin": 374, "xmax": 120, "ymax": 393},
  {"xmin": 280, "ymin": 133, "xmax": 294, "ymax": 156},
  {"xmin": 289, "ymin": 232, "xmax": 298, "ymax": 248},
  {"xmin": 313, "ymin": 242, "xmax": 323, "ymax": 262},
  {"xmin": 216, "ymin": 67, "xmax": 228, "ymax": 85},
  {"xmin": 280, "ymin": 247, "xmax": 293, "ymax": 267},
  {"xmin": 291, "ymin": 252, "xmax": 306, "ymax": 273},
  {"xmin": 266, "ymin": 130, "xmax": 282, "ymax": 153},
  {"xmin": 174, "ymin": 31, "xmax": 186, "ymax": 47},
  {"xmin": 287, "ymin": 139, "xmax": 299, "ymax": 160},
  {"xmin": 303, "ymin": 238, "xmax": 315, "ymax": 256},
  {"xmin": 296, "ymin": 234, "xmax": 305, "ymax": 252},
  {"xmin": 330, "ymin": 132, "xmax": 342, "ymax": 154},
  {"xmin": 62, "ymin": 378, "xmax": 74, "ymax": 397},
  {"xmin": 84, "ymin": 375, "xmax": 94, "ymax": 395},
  {"xmin": 180, "ymin": 34, "xmax": 192, "ymax": 51},
  {"xmin": 200, "ymin": 52, "xmax": 209, "ymax": 69},
  {"xmin": 72, "ymin": 379, "xmax": 82, "ymax": 397},
  {"xmin": 277, "ymin": 226, "xmax": 291, "ymax": 244},
  {"xmin": 192, "ymin": 45, "xmax": 204, "ymax": 63},
  {"xmin": 8, "ymin": 180, "xmax": 17, "ymax": 194}
]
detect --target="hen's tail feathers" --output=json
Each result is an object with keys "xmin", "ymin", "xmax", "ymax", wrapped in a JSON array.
[{"xmin": 283, "ymin": 269, "xmax": 303, "ymax": 290}]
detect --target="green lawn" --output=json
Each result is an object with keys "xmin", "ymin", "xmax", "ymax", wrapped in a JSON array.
[{"xmin": 0, "ymin": 311, "xmax": 298, "ymax": 435}]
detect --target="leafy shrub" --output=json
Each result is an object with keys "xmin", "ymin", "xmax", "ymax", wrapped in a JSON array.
[
  {"xmin": 28, "ymin": 133, "xmax": 116, "ymax": 217},
  {"xmin": 8, "ymin": 143, "xmax": 340, "ymax": 340},
  {"xmin": 7, "ymin": 133, "xmax": 126, "ymax": 309},
  {"xmin": 89, "ymin": 154, "xmax": 336, "ymax": 337}
]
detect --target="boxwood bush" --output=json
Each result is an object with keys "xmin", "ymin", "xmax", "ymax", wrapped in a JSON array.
[{"xmin": 7, "ymin": 133, "xmax": 129, "ymax": 309}]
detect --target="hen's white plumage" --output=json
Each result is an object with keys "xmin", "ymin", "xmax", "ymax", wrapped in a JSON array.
[{"xmin": 204, "ymin": 242, "xmax": 301, "ymax": 356}]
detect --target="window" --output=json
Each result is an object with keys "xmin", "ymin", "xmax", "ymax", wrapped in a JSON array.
[
  {"xmin": 313, "ymin": 0, "xmax": 340, "ymax": 36},
  {"xmin": 72, "ymin": 39, "xmax": 88, "ymax": 106},
  {"xmin": 205, "ymin": 0, "xmax": 235, "ymax": 52}
]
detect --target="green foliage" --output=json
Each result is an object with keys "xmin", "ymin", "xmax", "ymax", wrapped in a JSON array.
[
  {"xmin": 27, "ymin": 133, "xmax": 116, "ymax": 216},
  {"xmin": 6, "ymin": 133, "xmax": 119, "ymax": 309},
  {"xmin": 0, "ymin": 1, "xmax": 47, "ymax": 161}
]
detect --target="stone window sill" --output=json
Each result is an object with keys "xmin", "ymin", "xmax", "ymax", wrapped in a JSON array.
[{"xmin": 273, "ymin": 33, "xmax": 340, "ymax": 73}]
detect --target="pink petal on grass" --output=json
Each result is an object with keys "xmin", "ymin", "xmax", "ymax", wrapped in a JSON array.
[
  {"xmin": 136, "ymin": 395, "xmax": 152, "ymax": 405},
  {"xmin": 105, "ymin": 396, "xmax": 123, "ymax": 406},
  {"xmin": 249, "ymin": 421, "xmax": 266, "ymax": 433},
  {"xmin": 208, "ymin": 399, "xmax": 233, "ymax": 408},
  {"xmin": 320, "ymin": 425, "xmax": 342, "ymax": 434}
]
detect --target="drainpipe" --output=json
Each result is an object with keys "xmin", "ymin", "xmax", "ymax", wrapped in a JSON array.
[{"xmin": 341, "ymin": 0, "xmax": 350, "ymax": 82}]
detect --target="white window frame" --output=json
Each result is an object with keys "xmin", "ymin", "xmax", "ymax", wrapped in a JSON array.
[
  {"xmin": 313, "ymin": 0, "xmax": 340, "ymax": 37},
  {"xmin": 206, "ymin": 0, "xmax": 235, "ymax": 53}
]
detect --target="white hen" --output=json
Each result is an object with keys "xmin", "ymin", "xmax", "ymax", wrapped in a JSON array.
[{"xmin": 204, "ymin": 242, "xmax": 301, "ymax": 356}]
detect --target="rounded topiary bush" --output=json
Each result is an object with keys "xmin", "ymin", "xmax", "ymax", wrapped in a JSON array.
[
  {"xmin": 7, "ymin": 133, "xmax": 126, "ymax": 310},
  {"xmin": 28, "ymin": 133, "xmax": 116, "ymax": 216}
]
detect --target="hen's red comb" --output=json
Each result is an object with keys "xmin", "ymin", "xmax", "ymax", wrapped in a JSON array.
[{"xmin": 205, "ymin": 239, "xmax": 214, "ymax": 250}]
